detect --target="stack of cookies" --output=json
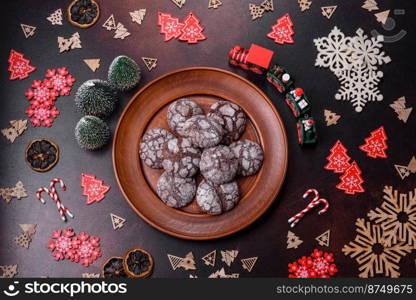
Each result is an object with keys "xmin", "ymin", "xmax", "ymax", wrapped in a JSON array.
[{"xmin": 139, "ymin": 98, "xmax": 264, "ymax": 215}]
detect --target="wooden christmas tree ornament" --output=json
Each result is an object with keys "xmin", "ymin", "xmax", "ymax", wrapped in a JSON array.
[
  {"xmin": 142, "ymin": 57, "xmax": 158, "ymax": 71},
  {"xmin": 202, "ymin": 250, "xmax": 216, "ymax": 266},
  {"xmin": 315, "ymin": 229, "xmax": 330, "ymax": 247},
  {"xmin": 221, "ymin": 250, "xmax": 239, "ymax": 266},
  {"xmin": 321, "ymin": 6, "xmax": 337, "ymax": 19},
  {"xmin": 287, "ymin": 231, "xmax": 303, "ymax": 249},
  {"xmin": 83, "ymin": 59, "xmax": 100, "ymax": 72},
  {"xmin": 241, "ymin": 257, "xmax": 258, "ymax": 272}
]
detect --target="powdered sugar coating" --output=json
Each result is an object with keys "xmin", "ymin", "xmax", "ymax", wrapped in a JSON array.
[
  {"xmin": 196, "ymin": 180, "xmax": 239, "ymax": 215},
  {"xmin": 156, "ymin": 172, "xmax": 196, "ymax": 208},
  {"xmin": 167, "ymin": 98, "xmax": 204, "ymax": 136},
  {"xmin": 140, "ymin": 128, "xmax": 175, "ymax": 168},
  {"xmin": 182, "ymin": 115, "xmax": 224, "ymax": 148},
  {"xmin": 200, "ymin": 145, "xmax": 238, "ymax": 184},
  {"xmin": 207, "ymin": 100, "xmax": 247, "ymax": 145},
  {"xmin": 162, "ymin": 138, "xmax": 201, "ymax": 178},
  {"xmin": 230, "ymin": 139, "xmax": 264, "ymax": 176}
]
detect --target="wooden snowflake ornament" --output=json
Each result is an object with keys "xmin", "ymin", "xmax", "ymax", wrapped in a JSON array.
[
  {"xmin": 142, "ymin": 57, "xmax": 157, "ymax": 71},
  {"xmin": 368, "ymin": 186, "xmax": 416, "ymax": 247},
  {"xmin": 287, "ymin": 231, "xmax": 303, "ymax": 249},
  {"xmin": 220, "ymin": 250, "xmax": 238, "ymax": 266},
  {"xmin": 21, "ymin": 24, "xmax": 36, "ymax": 38},
  {"xmin": 202, "ymin": 250, "xmax": 216, "ymax": 266},
  {"xmin": 47, "ymin": 9, "xmax": 63, "ymax": 25},
  {"xmin": 343, "ymin": 218, "xmax": 412, "ymax": 278}
]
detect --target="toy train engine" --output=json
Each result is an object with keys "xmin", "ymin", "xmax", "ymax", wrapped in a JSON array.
[
  {"xmin": 285, "ymin": 88, "xmax": 311, "ymax": 118},
  {"xmin": 229, "ymin": 44, "xmax": 274, "ymax": 75},
  {"xmin": 266, "ymin": 64, "xmax": 294, "ymax": 93}
]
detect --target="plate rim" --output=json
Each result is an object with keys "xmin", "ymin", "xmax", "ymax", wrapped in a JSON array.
[{"xmin": 112, "ymin": 66, "xmax": 288, "ymax": 240}]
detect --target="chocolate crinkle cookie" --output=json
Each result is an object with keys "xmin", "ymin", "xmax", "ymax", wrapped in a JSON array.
[
  {"xmin": 140, "ymin": 128, "xmax": 175, "ymax": 169},
  {"xmin": 230, "ymin": 139, "xmax": 264, "ymax": 176},
  {"xmin": 182, "ymin": 115, "xmax": 224, "ymax": 148},
  {"xmin": 156, "ymin": 172, "xmax": 196, "ymax": 208},
  {"xmin": 207, "ymin": 100, "xmax": 247, "ymax": 145},
  {"xmin": 162, "ymin": 138, "xmax": 201, "ymax": 178},
  {"xmin": 200, "ymin": 145, "xmax": 238, "ymax": 185},
  {"xmin": 167, "ymin": 98, "xmax": 204, "ymax": 136},
  {"xmin": 196, "ymin": 180, "xmax": 240, "ymax": 215}
]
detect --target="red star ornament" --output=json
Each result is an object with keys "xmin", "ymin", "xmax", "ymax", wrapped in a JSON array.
[
  {"xmin": 81, "ymin": 173, "xmax": 110, "ymax": 205},
  {"xmin": 267, "ymin": 13, "xmax": 295, "ymax": 45},
  {"xmin": 8, "ymin": 49, "xmax": 36, "ymax": 80},
  {"xmin": 359, "ymin": 126, "xmax": 388, "ymax": 159},
  {"xmin": 158, "ymin": 12, "xmax": 184, "ymax": 41},
  {"xmin": 336, "ymin": 161, "xmax": 365, "ymax": 195},
  {"xmin": 178, "ymin": 12, "xmax": 207, "ymax": 44}
]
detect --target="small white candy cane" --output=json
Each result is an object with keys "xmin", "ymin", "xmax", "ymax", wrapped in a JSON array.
[{"xmin": 288, "ymin": 189, "xmax": 329, "ymax": 228}]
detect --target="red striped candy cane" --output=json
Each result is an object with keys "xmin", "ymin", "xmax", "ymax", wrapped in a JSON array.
[
  {"xmin": 36, "ymin": 178, "xmax": 74, "ymax": 222},
  {"xmin": 288, "ymin": 189, "xmax": 329, "ymax": 228}
]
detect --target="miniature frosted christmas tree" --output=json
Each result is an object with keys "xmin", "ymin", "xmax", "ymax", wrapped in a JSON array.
[
  {"xmin": 108, "ymin": 55, "xmax": 141, "ymax": 91},
  {"xmin": 75, "ymin": 79, "xmax": 118, "ymax": 118},
  {"xmin": 75, "ymin": 116, "xmax": 110, "ymax": 150}
]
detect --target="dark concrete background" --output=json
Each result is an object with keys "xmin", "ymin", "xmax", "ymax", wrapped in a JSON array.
[{"xmin": 0, "ymin": 0, "xmax": 415, "ymax": 277}]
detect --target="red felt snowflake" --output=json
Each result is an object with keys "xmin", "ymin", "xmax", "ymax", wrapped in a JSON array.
[
  {"xmin": 25, "ymin": 79, "xmax": 58, "ymax": 107},
  {"xmin": 8, "ymin": 49, "xmax": 36, "ymax": 80},
  {"xmin": 288, "ymin": 249, "xmax": 338, "ymax": 278},
  {"xmin": 25, "ymin": 104, "xmax": 60, "ymax": 127},
  {"xmin": 267, "ymin": 13, "xmax": 295, "ymax": 45},
  {"xmin": 158, "ymin": 12, "xmax": 184, "ymax": 41},
  {"xmin": 45, "ymin": 67, "xmax": 76, "ymax": 96},
  {"xmin": 46, "ymin": 228, "xmax": 102, "ymax": 267},
  {"xmin": 46, "ymin": 228, "xmax": 75, "ymax": 261}
]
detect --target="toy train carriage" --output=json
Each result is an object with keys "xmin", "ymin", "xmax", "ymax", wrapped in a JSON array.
[
  {"xmin": 229, "ymin": 44, "xmax": 274, "ymax": 75},
  {"xmin": 285, "ymin": 88, "xmax": 311, "ymax": 118},
  {"xmin": 297, "ymin": 116, "xmax": 317, "ymax": 146},
  {"xmin": 266, "ymin": 64, "xmax": 294, "ymax": 93}
]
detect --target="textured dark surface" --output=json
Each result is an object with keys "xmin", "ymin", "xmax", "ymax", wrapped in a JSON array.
[{"xmin": 0, "ymin": 0, "xmax": 415, "ymax": 277}]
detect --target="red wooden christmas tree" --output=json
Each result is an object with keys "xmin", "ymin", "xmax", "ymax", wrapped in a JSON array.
[
  {"xmin": 324, "ymin": 140, "xmax": 351, "ymax": 173},
  {"xmin": 359, "ymin": 126, "xmax": 388, "ymax": 158},
  {"xmin": 336, "ymin": 161, "xmax": 365, "ymax": 195},
  {"xmin": 8, "ymin": 49, "xmax": 36, "ymax": 80},
  {"xmin": 178, "ymin": 12, "xmax": 206, "ymax": 44},
  {"xmin": 81, "ymin": 173, "xmax": 110, "ymax": 205},
  {"xmin": 158, "ymin": 12, "xmax": 184, "ymax": 41},
  {"xmin": 267, "ymin": 13, "xmax": 294, "ymax": 44}
]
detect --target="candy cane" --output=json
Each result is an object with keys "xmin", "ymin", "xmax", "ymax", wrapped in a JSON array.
[
  {"xmin": 288, "ymin": 189, "xmax": 329, "ymax": 228},
  {"xmin": 36, "ymin": 178, "xmax": 74, "ymax": 222}
]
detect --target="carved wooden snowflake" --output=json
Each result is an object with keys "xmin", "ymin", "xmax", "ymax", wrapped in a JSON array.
[
  {"xmin": 342, "ymin": 218, "xmax": 412, "ymax": 278},
  {"xmin": 368, "ymin": 186, "xmax": 416, "ymax": 247}
]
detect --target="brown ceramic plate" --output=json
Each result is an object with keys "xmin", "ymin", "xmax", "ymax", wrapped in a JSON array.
[{"xmin": 113, "ymin": 67, "xmax": 288, "ymax": 240}]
